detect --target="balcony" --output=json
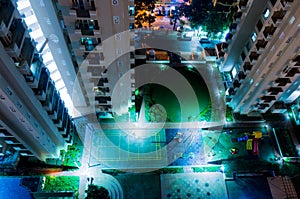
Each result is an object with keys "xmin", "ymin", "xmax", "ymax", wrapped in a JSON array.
[
  {"xmin": 0, "ymin": 0, "xmax": 15, "ymax": 36},
  {"xmin": 6, "ymin": 19, "xmax": 26, "ymax": 57},
  {"xmin": 238, "ymin": 0, "xmax": 248, "ymax": 11},
  {"xmin": 272, "ymin": 9, "xmax": 285, "ymax": 27},
  {"xmin": 61, "ymin": 118, "xmax": 70, "ymax": 138},
  {"xmin": 263, "ymin": 25, "xmax": 276, "ymax": 41},
  {"xmin": 285, "ymin": 67, "xmax": 300, "ymax": 77},
  {"xmin": 48, "ymin": 97, "xmax": 60, "ymax": 120},
  {"xmin": 233, "ymin": 12, "xmax": 242, "ymax": 22},
  {"xmin": 54, "ymin": 105, "xmax": 65, "ymax": 127},
  {"xmin": 75, "ymin": 20, "xmax": 99, "ymax": 30},
  {"xmin": 267, "ymin": 87, "xmax": 283, "ymax": 95},
  {"xmin": 238, "ymin": 71, "xmax": 246, "ymax": 81},
  {"xmin": 280, "ymin": 0, "xmax": 293, "ymax": 10},
  {"xmin": 243, "ymin": 61, "xmax": 253, "ymax": 72},
  {"xmin": 95, "ymin": 96, "xmax": 111, "ymax": 105},
  {"xmin": 261, "ymin": 96, "xmax": 276, "ymax": 103},
  {"xmin": 255, "ymin": 39, "xmax": 267, "ymax": 53},
  {"xmin": 228, "ymin": 87, "xmax": 235, "ymax": 96},
  {"xmin": 233, "ymin": 80, "xmax": 241, "ymax": 89},
  {"xmin": 94, "ymin": 87, "xmax": 110, "ymax": 96},
  {"xmin": 216, "ymin": 43, "xmax": 226, "ymax": 60},
  {"xmin": 76, "ymin": 9, "xmax": 90, "ymax": 18},
  {"xmin": 249, "ymin": 51, "xmax": 260, "ymax": 64},
  {"xmin": 221, "ymin": 42, "xmax": 228, "ymax": 51},
  {"xmin": 229, "ymin": 23, "xmax": 237, "ymax": 33},
  {"xmin": 4, "ymin": 138, "xmax": 20, "ymax": 145},
  {"xmin": 275, "ymin": 78, "xmax": 291, "ymax": 86},
  {"xmin": 257, "ymin": 103, "xmax": 270, "ymax": 110},
  {"xmin": 291, "ymin": 55, "xmax": 300, "ymax": 67},
  {"xmin": 84, "ymin": 52, "xmax": 104, "ymax": 65},
  {"xmin": 16, "ymin": 38, "xmax": 35, "ymax": 75},
  {"xmin": 58, "ymin": 110, "xmax": 69, "ymax": 131},
  {"xmin": 34, "ymin": 68, "xmax": 49, "ymax": 101},
  {"xmin": 81, "ymin": 29, "xmax": 94, "ymax": 36},
  {"xmin": 96, "ymin": 104, "xmax": 112, "ymax": 112},
  {"xmin": 225, "ymin": 33, "xmax": 233, "ymax": 43},
  {"xmin": 0, "ymin": 129, "xmax": 13, "ymax": 138},
  {"xmin": 97, "ymin": 77, "xmax": 108, "ymax": 87},
  {"xmin": 42, "ymin": 82, "xmax": 55, "ymax": 111},
  {"xmin": 217, "ymin": 51, "xmax": 225, "ymax": 60},
  {"xmin": 25, "ymin": 55, "xmax": 43, "ymax": 88}
]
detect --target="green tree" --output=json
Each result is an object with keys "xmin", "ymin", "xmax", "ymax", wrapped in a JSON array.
[
  {"xmin": 85, "ymin": 185, "xmax": 110, "ymax": 199},
  {"xmin": 183, "ymin": 0, "xmax": 238, "ymax": 37},
  {"xmin": 134, "ymin": 0, "xmax": 156, "ymax": 28}
]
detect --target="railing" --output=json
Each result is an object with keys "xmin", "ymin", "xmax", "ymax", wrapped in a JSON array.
[{"xmin": 0, "ymin": 0, "xmax": 14, "ymax": 28}]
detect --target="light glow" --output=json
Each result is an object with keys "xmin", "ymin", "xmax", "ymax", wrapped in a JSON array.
[
  {"xmin": 286, "ymin": 90, "xmax": 300, "ymax": 103},
  {"xmin": 231, "ymin": 67, "xmax": 237, "ymax": 78}
]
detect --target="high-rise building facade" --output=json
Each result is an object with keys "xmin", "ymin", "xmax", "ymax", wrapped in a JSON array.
[
  {"xmin": 0, "ymin": 0, "xmax": 76, "ymax": 166},
  {"xmin": 55, "ymin": 0, "xmax": 136, "ymax": 119},
  {"xmin": 218, "ymin": 0, "xmax": 300, "ymax": 115}
]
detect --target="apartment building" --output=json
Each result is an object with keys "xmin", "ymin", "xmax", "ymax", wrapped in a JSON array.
[
  {"xmin": 0, "ymin": 0, "xmax": 76, "ymax": 166},
  {"xmin": 55, "ymin": 0, "xmax": 136, "ymax": 119},
  {"xmin": 217, "ymin": 0, "xmax": 300, "ymax": 115}
]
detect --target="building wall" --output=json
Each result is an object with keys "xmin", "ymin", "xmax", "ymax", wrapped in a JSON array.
[
  {"xmin": 0, "ymin": 0, "xmax": 76, "ymax": 162},
  {"xmin": 220, "ymin": 0, "xmax": 300, "ymax": 115},
  {"xmin": 56, "ymin": 0, "xmax": 135, "ymax": 117}
]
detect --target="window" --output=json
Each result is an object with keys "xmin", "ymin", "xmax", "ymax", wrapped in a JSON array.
[
  {"xmin": 256, "ymin": 20, "xmax": 263, "ymax": 31},
  {"xmin": 241, "ymin": 51, "xmax": 246, "ymax": 61},
  {"xmin": 263, "ymin": 8, "xmax": 270, "ymax": 19},
  {"xmin": 129, "ymin": 6, "xmax": 134, "ymax": 16},
  {"xmin": 129, "ymin": 23, "xmax": 134, "ymax": 30},
  {"xmin": 251, "ymin": 32, "xmax": 257, "ymax": 42},
  {"xmin": 231, "ymin": 67, "xmax": 237, "ymax": 78},
  {"xmin": 270, "ymin": 0, "xmax": 276, "ymax": 6}
]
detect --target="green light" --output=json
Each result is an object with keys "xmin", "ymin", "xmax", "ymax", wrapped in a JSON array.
[
  {"xmin": 160, "ymin": 65, "xmax": 168, "ymax": 71},
  {"xmin": 187, "ymin": 65, "xmax": 193, "ymax": 69},
  {"xmin": 135, "ymin": 89, "xmax": 139, "ymax": 96}
]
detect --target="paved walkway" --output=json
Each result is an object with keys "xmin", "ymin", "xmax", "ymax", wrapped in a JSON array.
[{"xmin": 160, "ymin": 172, "xmax": 228, "ymax": 199}]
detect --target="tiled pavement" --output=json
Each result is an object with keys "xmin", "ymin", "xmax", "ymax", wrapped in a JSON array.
[{"xmin": 160, "ymin": 172, "xmax": 228, "ymax": 199}]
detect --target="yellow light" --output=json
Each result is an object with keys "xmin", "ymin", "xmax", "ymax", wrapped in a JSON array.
[{"xmin": 214, "ymin": 0, "xmax": 217, "ymax": 7}]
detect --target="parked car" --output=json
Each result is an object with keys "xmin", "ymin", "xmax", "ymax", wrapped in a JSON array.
[
  {"xmin": 177, "ymin": 34, "xmax": 192, "ymax": 41},
  {"xmin": 199, "ymin": 37, "xmax": 211, "ymax": 44}
]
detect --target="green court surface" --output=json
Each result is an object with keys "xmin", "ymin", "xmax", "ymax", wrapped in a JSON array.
[{"xmin": 88, "ymin": 129, "xmax": 168, "ymax": 169}]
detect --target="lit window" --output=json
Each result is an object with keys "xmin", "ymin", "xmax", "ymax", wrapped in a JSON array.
[
  {"xmin": 251, "ymin": 32, "xmax": 257, "ymax": 42},
  {"xmin": 129, "ymin": 6, "xmax": 134, "ymax": 16},
  {"xmin": 263, "ymin": 8, "xmax": 270, "ymax": 19},
  {"xmin": 286, "ymin": 90, "xmax": 300, "ymax": 102},
  {"xmin": 231, "ymin": 67, "xmax": 237, "ymax": 78}
]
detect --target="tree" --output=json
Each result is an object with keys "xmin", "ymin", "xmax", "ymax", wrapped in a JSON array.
[
  {"xmin": 85, "ymin": 185, "xmax": 110, "ymax": 199},
  {"xmin": 134, "ymin": 0, "xmax": 156, "ymax": 28},
  {"xmin": 183, "ymin": 0, "xmax": 238, "ymax": 37}
]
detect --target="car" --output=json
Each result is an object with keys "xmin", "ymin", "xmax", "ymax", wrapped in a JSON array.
[
  {"xmin": 177, "ymin": 34, "xmax": 192, "ymax": 41},
  {"xmin": 230, "ymin": 148, "xmax": 239, "ymax": 155},
  {"xmin": 199, "ymin": 38, "xmax": 211, "ymax": 44},
  {"xmin": 176, "ymin": 26, "xmax": 183, "ymax": 32}
]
